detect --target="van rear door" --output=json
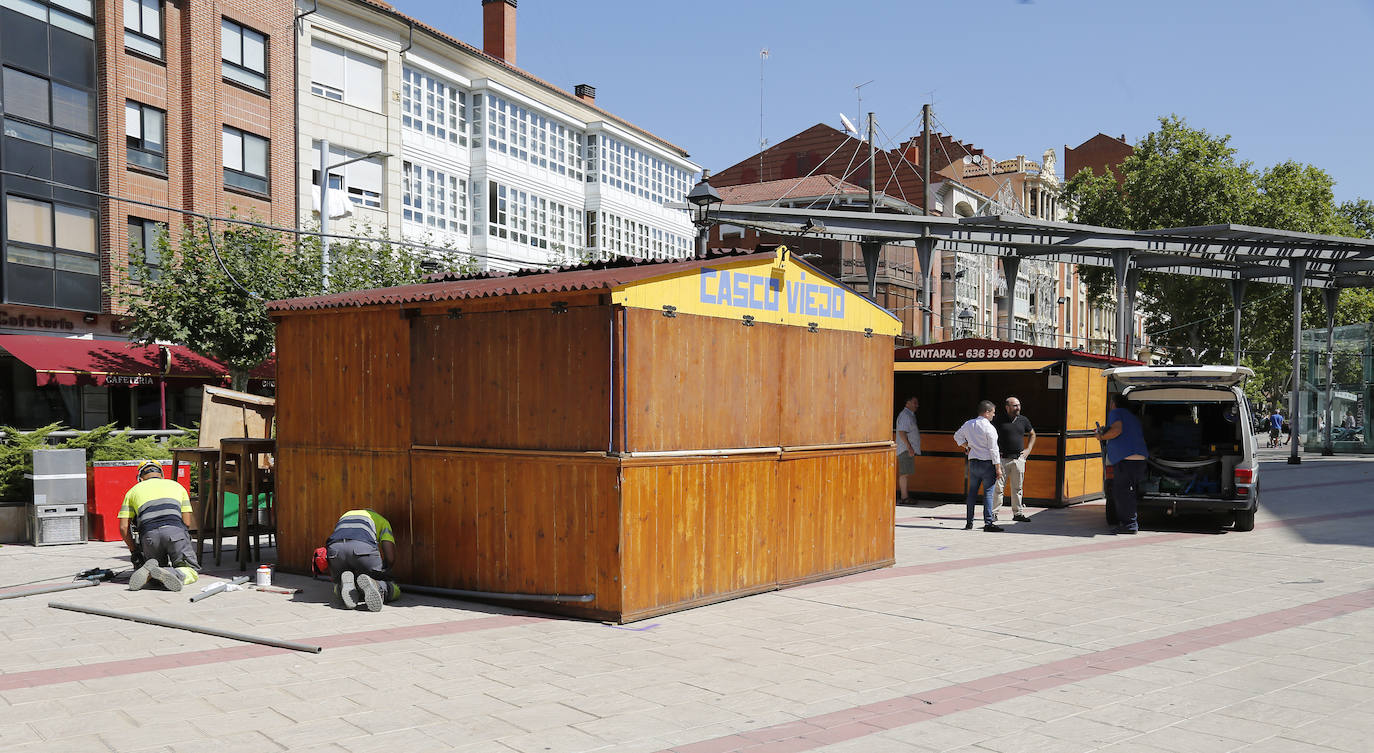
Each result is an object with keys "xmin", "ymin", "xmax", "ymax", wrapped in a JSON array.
[{"xmin": 1103, "ymin": 366, "xmax": 1253, "ymax": 388}]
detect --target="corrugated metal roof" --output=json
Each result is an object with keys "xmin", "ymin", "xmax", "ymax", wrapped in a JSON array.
[{"xmin": 267, "ymin": 250, "xmax": 773, "ymax": 312}]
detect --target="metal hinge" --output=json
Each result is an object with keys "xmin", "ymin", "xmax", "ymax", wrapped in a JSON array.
[
  {"xmin": 552, "ymin": 301, "xmax": 568, "ymax": 314},
  {"xmin": 662, "ymin": 305, "xmax": 677, "ymax": 318},
  {"xmin": 742, "ymin": 315, "xmax": 755, "ymax": 327}
]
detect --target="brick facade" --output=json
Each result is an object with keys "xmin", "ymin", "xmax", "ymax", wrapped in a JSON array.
[
  {"xmin": 98, "ymin": 0, "xmax": 295, "ymax": 314},
  {"xmin": 1064, "ymin": 133, "xmax": 1133, "ymax": 186}
]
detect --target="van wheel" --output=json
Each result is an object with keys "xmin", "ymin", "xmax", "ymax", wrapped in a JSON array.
[{"xmin": 1233, "ymin": 510, "xmax": 1255, "ymax": 532}]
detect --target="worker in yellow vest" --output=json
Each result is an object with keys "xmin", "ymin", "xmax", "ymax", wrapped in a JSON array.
[
  {"xmin": 326, "ymin": 509, "xmax": 400, "ymax": 611},
  {"xmin": 119, "ymin": 461, "xmax": 200, "ymax": 591}
]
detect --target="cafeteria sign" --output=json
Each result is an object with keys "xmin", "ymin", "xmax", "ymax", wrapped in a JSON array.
[{"xmin": 610, "ymin": 249, "xmax": 900, "ymax": 336}]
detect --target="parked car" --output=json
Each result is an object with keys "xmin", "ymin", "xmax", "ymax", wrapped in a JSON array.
[{"xmin": 1101, "ymin": 365, "xmax": 1259, "ymax": 531}]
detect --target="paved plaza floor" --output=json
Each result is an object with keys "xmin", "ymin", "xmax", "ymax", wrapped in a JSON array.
[{"xmin": 3, "ymin": 447, "xmax": 1373, "ymax": 752}]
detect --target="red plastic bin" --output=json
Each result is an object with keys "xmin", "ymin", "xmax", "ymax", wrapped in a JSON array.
[{"xmin": 86, "ymin": 461, "xmax": 190, "ymax": 542}]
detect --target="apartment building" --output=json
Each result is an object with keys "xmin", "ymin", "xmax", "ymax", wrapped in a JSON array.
[
  {"xmin": 296, "ymin": 0, "xmax": 699, "ymax": 271},
  {"xmin": 0, "ymin": 0, "xmax": 294, "ymax": 428}
]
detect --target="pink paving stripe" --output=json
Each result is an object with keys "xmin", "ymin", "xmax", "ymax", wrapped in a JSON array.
[
  {"xmin": 0, "ymin": 612, "xmax": 543, "ymax": 691},
  {"xmin": 661, "ymin": 586, "xmax": 1374, "ymax": 753},
  {"xmin": 851, "ymin": 506, "xmax": 1374, "ymax": 590}
]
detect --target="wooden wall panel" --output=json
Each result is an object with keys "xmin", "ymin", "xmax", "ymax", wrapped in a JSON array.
[
  {"xmin": 1063, "ymin": 458, "xmax": 1086, "ymax": 499},
  {"xmin": 274, "ymin": 447, "xmax": 410, "ymax": 575},
  {"xmin": 777, "ymin": 448, "xmax": 894, "ymax": 585},
  {"xmin": 1088, "ymin": 366, "xmax": 1109, "ymax": 427},
  {"xmin": 409, "ymin": 450, "xmax": 622, "ymax": 616},
  {"xmin": 908, "ymin": 455, "xmax": 969, "ymax": 497},
  {"xmin": 780, "ymin": 327, "xmax": 893, "ymax": 447},
  {"xmin": 623, "ymin": 308, "xmax": 781, "ymax": 452},
  {"xmin": 275, "ymin": 310, "xmax": 411, "ymax": 451},
  {"xmin": 411, "ymin": 304, "xmax": 612, "ymax": 451},
  {"xmin": 619, "ymin": 457, "xmax": 779, "ymax": 618},
  {"xmin": 1066, "ymin": 365, "xmax": 1090, "ymax": 432}
]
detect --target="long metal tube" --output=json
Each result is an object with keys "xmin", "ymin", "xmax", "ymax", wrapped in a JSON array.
[
  {"xmin": 402, "ymin": 584, "xmax": 594, "ymax": 604},
  {"xmin": 189, "ymin": 576, "xmax": 250, "ymax": 603},
  {"xmin": 0, "ymin": 580, "xmax": 96, "ymax": 601},
  {"xmin": 1289, "ymin": 258, "xmax": 1308, "ymax": 465},
  {"xmin": 49, "ymin": 602, "xmax": 323, "ymax": 653}
]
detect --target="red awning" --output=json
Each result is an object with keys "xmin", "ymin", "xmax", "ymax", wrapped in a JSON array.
[{"xmin": 0, "ymin": 335, "xmax": 273, "ymax": 387}]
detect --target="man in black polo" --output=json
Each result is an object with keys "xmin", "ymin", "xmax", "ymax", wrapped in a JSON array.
[{"xmin": 993, "ymin": 396, "xmax": 1036, "ymax": 523}]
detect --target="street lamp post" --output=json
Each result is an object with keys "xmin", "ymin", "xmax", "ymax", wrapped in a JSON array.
[
  {"xmin": 686, "ymin": 170, "xmax": 723, "ymax": 257},
  {"xmin": 957, "ymin": 307, "xmax": 975, "ymax": 339},
  {"xmin": 318, "ymin": 139, "xmax": 391, "ymax": 290}
]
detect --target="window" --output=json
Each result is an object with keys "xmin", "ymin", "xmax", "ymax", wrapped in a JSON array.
[
  {"xmin": 2, "ymin": 67, "xmax": 50, "ymax": 124},
  {"xmin": 4, "ymin": 194, "xmax": 99, "ymax": 310},
  {"xmin": 402, "ymin": 161, "xmax": 466, "ymax": 234},
  {"xmin": 221, "ymin": 19, "xmax": 266, "ymax": 91},
  {"xmin": 485, "ymin": 181, "xmax": 581, "ymax": 256},
  {"xmin": 125, "ymin": 101, "xmax": 164, "ymax": 172},
  {"xmin": 309, "ymin": 40, "xmax": 382, "ymax": 110},
  {"xmin": 5, "ymin": 0, "xmax": 95, "ymax": 39},
  {"xmin": 222, "ymin": 126, "xmax": 268, "ymax": 194},
  {"xmin": 123, "ymin": 0, "xmax": 160, "ymax": 57},
  {"xmin": 481, "ymin": 93, "xmax": 583, "ymax": 179},
  {"xmin": 311, "ymin": 141, "xmax": 381, "ymax": 208},
  {"xmin": 587, "ymin": 133, "xmax": 690, "ymax": 207},
  {"xmin": 401, "ymin": 67, "xmax": 466, "ymax": 146},
  {"xmin": 128, "ymin": 217, "xmax": 164, "ymax": 280}
]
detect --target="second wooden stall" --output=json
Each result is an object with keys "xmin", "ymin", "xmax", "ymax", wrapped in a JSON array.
[
  {"xmin": 268, "ymin": 249, "xmax": 901, "ymax": 622},
  {"xmin": 893, "ymin": 339, "xmax": 1140, "ymax": 507}
]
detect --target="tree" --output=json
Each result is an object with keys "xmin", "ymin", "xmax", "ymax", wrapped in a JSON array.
[
  {"xmin": 1061, "ymin": 115, "xmax": 1369, "ymax": 399},
  {"xmin": 113, "ymin": 217, "xmax": 475, "ymax": 389}
]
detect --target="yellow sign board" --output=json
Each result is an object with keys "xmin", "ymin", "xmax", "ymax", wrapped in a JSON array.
[{"xmin": 611, "ymin": 251, "xmax": 902, "ymax": 336}]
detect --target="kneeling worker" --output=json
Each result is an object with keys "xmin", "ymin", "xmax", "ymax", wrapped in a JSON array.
[
  {"xmin": 327, "ymin": 509, "xmax": 400, "ymax": 611},
  {"xmin": 120, "ymin": 461, "xmax": 200, "ymax": 591}
]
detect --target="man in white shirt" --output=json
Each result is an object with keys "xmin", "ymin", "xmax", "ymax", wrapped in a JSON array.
[
  {"xmin": 954, "ymin": 400, "xmax": 1004, "ymax": 532},
  {"xmin": 895, "ymin": 396, "xmax": 921, "ymax": 503}
]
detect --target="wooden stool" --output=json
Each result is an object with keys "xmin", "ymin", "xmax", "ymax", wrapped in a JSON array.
[
  {"xmin": 218, "ymin": 438, "xmax": 276, "ymax": 571},
  {"xmin": 172, "ymin": 447, "xmax": 221, "ymax": 565}
]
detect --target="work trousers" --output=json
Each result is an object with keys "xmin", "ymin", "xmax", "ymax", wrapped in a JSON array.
[
  {"xmin": 1112, "ymin": 459, "xmax": 1147, "ymax": 532},
  {"xmin": 994, "ymin": 456, "xmax": 1026, "ymax": 515},
  {"xmin": 327, "ymin": 539, "xmax": 394, "ymax": 601},
  {"xmin": 964, "ymin": 458, "xmax": 998, "ymax": 527},
  {"xmin": 142, "ymin": 526, "xmax": 200, "ymax": 584}
]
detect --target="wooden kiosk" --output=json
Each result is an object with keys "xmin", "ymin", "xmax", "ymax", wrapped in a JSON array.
[
  {"xmin": 267, "ymin": 249, "xmax": 900, "ymax": 622},
  {"xmin": 894, "ymin": 339, "xmax": 1139, "ymax": 507}
]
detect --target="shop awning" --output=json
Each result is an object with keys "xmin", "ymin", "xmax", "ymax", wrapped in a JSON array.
[
  {"xmin": 0, "ymin": 334, "xmax": 263, "ymax": 387},
  {"xmin": 896, "ymin": 360, "xmax": 1059, "ymax": 373}
]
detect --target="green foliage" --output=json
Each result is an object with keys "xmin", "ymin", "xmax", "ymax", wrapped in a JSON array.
[
  {"xmin": 111, "ymin": 217, "xmax": 477, "ymax": 390},
  {"xmin": 1061, "ymin": 114, "xmax": 1370, "ymax": 399},
  {"xmin": 0, "ymin": 424, "xmax": 200, "ymax": 502}
]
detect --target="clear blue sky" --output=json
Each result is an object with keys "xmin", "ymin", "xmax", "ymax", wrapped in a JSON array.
[{"xmin": 392, "ymin": 0, "xmax": 1374, "ymax": 204}]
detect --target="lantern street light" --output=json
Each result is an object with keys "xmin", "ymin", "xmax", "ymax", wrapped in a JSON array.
[{"xmin": 686, "ymin": 169, "xmax": 723, "ymax": 256}]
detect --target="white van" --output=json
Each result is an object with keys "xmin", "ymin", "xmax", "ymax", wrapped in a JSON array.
[{"xmin": 1101, "ymin": 366, "xmax": 1260, "ymax": 531}]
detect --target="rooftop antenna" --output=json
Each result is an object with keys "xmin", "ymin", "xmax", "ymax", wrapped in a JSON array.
[
  {"xmin": 854, "ymin": 79, "xmax": 874, "ymax": 128},
  {"xmin": 839, "ymin": 113, "xmax": 859, "ymax": 137},
  {"xmin": 759, "ymin": 48, "xmax": 769, "ymax": 182}
]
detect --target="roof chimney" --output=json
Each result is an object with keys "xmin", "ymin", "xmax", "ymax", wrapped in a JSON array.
[
  {"xmin": 574, "ymin": 84, "xmax": 596, "ymax": 104},
  {"xmin": 482, "ymin": 0, "xmax": 516, "ymax": 65}
]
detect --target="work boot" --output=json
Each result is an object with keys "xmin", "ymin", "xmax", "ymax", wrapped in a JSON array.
[
  {"xmin": 127, "ymin": 560, "xmax": 155, "ymax": 591},
  {"xmin": 339, "ymin": 571, "xmax": 358, "ymax": 609},
  {"xmin": 1013, "ymin": 514, "xmax": 1031, "ymax": 522},
  {"xmin": 356, "ymin": 574, "xmax": 383, "ymax": 612},
  {"xmin": 148, "ymin": 563, "xmax": 183, "ymax": 592}
]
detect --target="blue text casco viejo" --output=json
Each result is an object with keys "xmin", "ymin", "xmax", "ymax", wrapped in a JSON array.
[{"xmin": 697, "ymin": 268, "xmax": 845, "ymax": 320}]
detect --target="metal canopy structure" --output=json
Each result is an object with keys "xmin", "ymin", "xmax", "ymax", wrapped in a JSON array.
[{"xmin": 696, "ymin": 202, "xmax": 1374, "ymax": 464}]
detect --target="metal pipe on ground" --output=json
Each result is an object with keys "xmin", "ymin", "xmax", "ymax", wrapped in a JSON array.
[
  {"xmin": 402, "ymin": 584, "xmax": 594, "ymax": 604},
  {"xmin": 0, "ymin": 580, "xmax": 97, "ymax": 601},
  {"xmin": 49, "ymin": 602, "xmax": 323, "ymax": 654},
  {"xmin": 189, "ymin": 576, "xmax": 250, "ymax": 603}
]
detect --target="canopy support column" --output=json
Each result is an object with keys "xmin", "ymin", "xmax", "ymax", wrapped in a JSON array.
[
  {"xmin": 860, "ymin": 241, "xmax": 881, "ymax": 303},
  {"xmin": 916, "ymin": 238, "xmax": 935, "ymax": 343},
  {"xmin": 1112, "ymin": 250, "xmax": 1130, "ymax": 359},
  {"xmin": 1322, "ymin": 286, "xmax": 1339, "ymax": 456},
  {"xmin": 1001, "ymin": 255, "xmax": 1021, "ymax": 342},
  {"xmin": 1288, "ymin": 258, "xmax": 1307, "ymax": 465},
  {"xmin": 1125, "ymin": 267, "xmax": 1141, "ymax": 359},
  {"xmin": 1229, "ymin": 278, "xmax": 1247, "ymax": 366}
]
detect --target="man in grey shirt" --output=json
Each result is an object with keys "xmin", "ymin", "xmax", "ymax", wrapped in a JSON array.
[{"xmin": 895, "ymin": 396, "xmax": 920, "ymax": 503}]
